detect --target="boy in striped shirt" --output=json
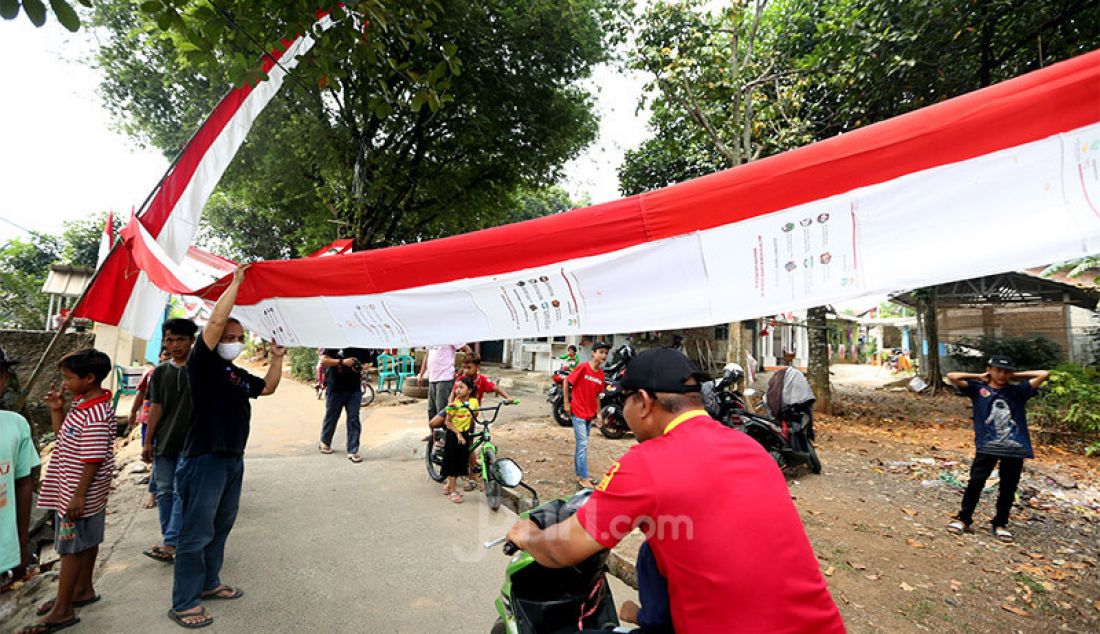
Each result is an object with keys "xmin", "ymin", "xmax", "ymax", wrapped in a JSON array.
[{"xmin": 19, "ymin": 349, "xmax": 115, "ymax": 634}]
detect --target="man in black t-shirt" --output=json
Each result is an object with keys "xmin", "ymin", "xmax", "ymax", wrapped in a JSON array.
[
  {"xmin": 318, "ymin": 347, "xmax": 374, "ymax": 463},
  {"xmin": 169, "ymin": 265, "xmax": 286, "ymax": 629}
]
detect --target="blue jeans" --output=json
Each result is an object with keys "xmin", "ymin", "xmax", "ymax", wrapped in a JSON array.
[
  {"xmin": 172, "ymin": 453, "xmax": 244, "ymax": 612},
  {"xmin": 321, "ymin": 388, "xmax": 362, "ymax": 454},
  {"xmin": 154, "ymin": 453, "xmax": 184, "ymax": 547},
  {"xmin": 572, "ymin": 416, "xmax": 593, "ymax": 478}
]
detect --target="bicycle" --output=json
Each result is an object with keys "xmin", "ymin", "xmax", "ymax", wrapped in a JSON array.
[{"xmin": 425, "ymin": 399, "xmax": 520, "ymax": 511}]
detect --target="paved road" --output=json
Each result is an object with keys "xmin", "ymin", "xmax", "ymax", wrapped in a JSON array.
[{"xmin": 47, "ymin": 373, "xmax": 634, "ymax": 633}]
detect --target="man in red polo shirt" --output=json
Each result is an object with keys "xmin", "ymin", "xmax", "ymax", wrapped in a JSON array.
[{"xmin": 506, "ymin": 348, "xmax": 844, "ymax": 633}]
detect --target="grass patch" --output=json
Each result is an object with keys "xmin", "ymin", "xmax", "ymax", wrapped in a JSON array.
[{"xmin": 1014, "ymin": 572, "xmax": 1047, "ymax": 594}]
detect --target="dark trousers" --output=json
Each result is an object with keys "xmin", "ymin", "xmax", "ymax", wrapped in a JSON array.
[
  {"xmin": 957, "ymin": 452, "xmax": 1024, "ymax": 528},
  {"xmin": 172, "ymin": 453, "xmax": 244, "ymax": 611},
  {"xmin": 321, "ymin": 388, "xmax": 362, "ymax": 454}
]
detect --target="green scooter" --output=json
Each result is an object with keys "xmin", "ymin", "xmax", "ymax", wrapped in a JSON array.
[{"xmin": 486, "ymin": 459, "xmax": 620, "ymax": 634}]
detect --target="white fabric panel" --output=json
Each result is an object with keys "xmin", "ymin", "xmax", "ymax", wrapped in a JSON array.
[{"xmin": 230, "ymin": 123, "xmax": 1100, "ymax": 348}]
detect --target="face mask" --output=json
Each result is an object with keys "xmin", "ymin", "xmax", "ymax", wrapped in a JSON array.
[{"xmin": 217, "ymin": 342, "xmax": 244, "ymax": 362}]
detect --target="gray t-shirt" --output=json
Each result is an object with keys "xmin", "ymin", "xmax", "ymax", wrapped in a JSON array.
[{"xmin": 147, "ymin": 361, "xmax": 193, "ymax": 456}]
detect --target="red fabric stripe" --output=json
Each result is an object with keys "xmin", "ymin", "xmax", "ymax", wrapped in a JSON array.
[
  {"xmin": 229, "ymin": 49, "xmax": 1100, "ymax": 304},
  {"xmin": 75, "ymin": 36, "xmax": 304, "ymax": 324}
]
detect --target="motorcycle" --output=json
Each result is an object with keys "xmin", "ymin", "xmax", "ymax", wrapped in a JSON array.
[
  {"xmin": 487, "ymin": 461, "xmax": 620, "ymax": 634},
  {"xmin": 596, "ymin": 342, "xmax": 636, "ymax": 439},
  {"xmin": 709, "ymin": 364, "xmax": 821, "ymax": 474},
  {"xmin": 546, "ymin": 365, "xmax": 573, "ymax": 427}
]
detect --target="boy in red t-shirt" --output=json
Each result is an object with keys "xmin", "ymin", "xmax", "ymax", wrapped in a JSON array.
[
  {"xmin": 21, "ymin": 349, "xmax": 115, "ymax": 634},
  {"xmin": 563, "ymin": 341, "xmax": 610, "ymax": 488}
]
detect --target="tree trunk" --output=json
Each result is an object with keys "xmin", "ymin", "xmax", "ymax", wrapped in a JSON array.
[
  {"xmin": 806, "ymin": 306, "xmax": 832, "ymax": 415},
  {"xmin": 919, "ymin": 289, "xmax": 944, "ymax": 394},
  {"xmin": 725, "ymin": 321, "xmax": 744, "ymax": 368}
]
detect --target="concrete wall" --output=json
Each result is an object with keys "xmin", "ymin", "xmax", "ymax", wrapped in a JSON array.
[{"xmin": 0, "ymin": 329, "xmax": 96, "ymax": 440}]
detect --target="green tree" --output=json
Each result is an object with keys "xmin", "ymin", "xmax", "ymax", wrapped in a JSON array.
[
  {"xmin": 0, "ymin": 0, "xmax": 85, "ymax": 31},
  {"xmin": 92, "ymin": 0, "xmax": 625, "ymax": 259}
]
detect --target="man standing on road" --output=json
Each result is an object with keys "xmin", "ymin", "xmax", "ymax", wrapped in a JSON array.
[
  {"xmin": 169, "ymin": 265, "xmax": 286, "ymax": 629},
  {"xmin": 141, "ymin": 318, "xmax": 199, "ymax": 565},
  {"xmin": 507, "ymin": 348, "xmax": 845, "ymax": 633},
  {"xmin": 563, "ymin": 341, "xmax": 609, "ymax": 489},
  {"xmin": 417, "ymin": 343, "xmax": 471, "ymax": 422},
  {"xmin": 318, "ymin": 347, "xmax": 375, "ymax": 463}
]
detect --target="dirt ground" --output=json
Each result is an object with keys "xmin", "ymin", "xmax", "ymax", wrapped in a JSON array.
[{"xmin": 491, "ymin": 381, "xmax": 1100, "ymax": 634}]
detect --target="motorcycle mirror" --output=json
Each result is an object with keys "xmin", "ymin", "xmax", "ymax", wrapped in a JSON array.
[{"xmin": 492, "ymin": 458, "xmax": 524, "ymax": 488}]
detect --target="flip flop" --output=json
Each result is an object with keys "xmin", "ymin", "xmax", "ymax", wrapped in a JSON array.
[
  {"xmin": 16, "ymin": 618, "xmax": 80, "ymax": 634},
  {"xmin": 993, "ymin": 527, "xmax": 1014, "ymax": 542},
  {"xmin": 143, "ymin": 546, "xmax": 174, "ymax": 563},
  {"xmin": 36, "ymin": 595, "xmax": 100, "ymax": 616},
  {"xmin": 168, "ymin": 607, "xmax": 213, "ymax": 629},
  {"xmin": 202, "ymin": 585, "xmax": 244, "ymax": 601},
  {"xmin": 449, "ymin": 492, "xmax": 463, "ymax": 504},
  {"xmin": 319, "ymin": 444, "xmax": 333, "ymax": 455},
  {"xmin": 347, "ymin": 453, "xmax": 363, "ymax": 463}
]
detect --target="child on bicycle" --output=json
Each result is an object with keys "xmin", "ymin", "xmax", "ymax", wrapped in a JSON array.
[{"xmin": 430, "ymin": 376, "xmax": 479, "ymax": 504}]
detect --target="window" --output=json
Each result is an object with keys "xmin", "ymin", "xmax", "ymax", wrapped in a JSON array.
[{"xmin": 714, "ymin": 324, "xmax": 729, "ymax": 340}]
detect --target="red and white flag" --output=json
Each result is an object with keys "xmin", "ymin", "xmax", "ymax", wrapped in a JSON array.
[
  {"xmin": 74, "ymin": 15, "xmax": 335, "ymax": 338},
  {"xmin": 84, "ymin": 48, "xmax": 1100, "ymax": 348},
  {"xmin": 95, "ymin": 211, "xmax": 113, "ymax": 267}
]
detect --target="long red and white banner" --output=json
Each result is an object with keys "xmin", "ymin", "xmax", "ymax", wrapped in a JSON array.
[
  {"xmin": 74, "ymin": 15, "xmax": 334, "ymax": 338},
  {"xmin": 87, "ymin": 48, "xmax": 1100, "ymax": 348}
]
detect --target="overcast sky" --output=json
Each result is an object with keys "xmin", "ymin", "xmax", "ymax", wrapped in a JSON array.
[{"xmin": 0, "ymin": 18, "xmax": 649, "ymax": 248}]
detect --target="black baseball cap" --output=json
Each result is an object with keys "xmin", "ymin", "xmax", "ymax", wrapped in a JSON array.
[
  {"xmin": 987, "ymin": 355, "xmax": 1016, "ymax": 371},
  {"xmin": 620, "ymin": 348, "xmax": 707, "ymax": 393},
  {"xmin": 592, "ymin": 341, "xmax": 611, "ymax": 352},
  {"xmin": 0, "ymin": 347, "xmax": 17, "ymax": 368}
]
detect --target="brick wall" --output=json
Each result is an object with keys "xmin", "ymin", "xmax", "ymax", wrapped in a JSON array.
[
  {"xmin": 0, "ymin": 329, "xmax": 97, "ymax": 440},
  {"xmin": 938, "ymin": 305, "xmax": 1069, "ymax": 355}
]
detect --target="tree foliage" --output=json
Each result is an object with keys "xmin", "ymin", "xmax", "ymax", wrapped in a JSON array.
[
  {"xmin": 0, "ymin": 214, "xmax": 107, "ymax": 330},
  {"xmin": 1, "ymin": 0, "xmax": 86, "ymax": 31},
  {"xmin": 92, "ymin": 0, "xmax": 626, "ymax": 259}
]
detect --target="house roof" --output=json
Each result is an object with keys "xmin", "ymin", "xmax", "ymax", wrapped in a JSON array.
[
  {"xmin": 41, "ymin": 264, "xmax": 94, "ymax": 298},
  {"xmin": 891, "ymin": 270, "xmax": 1100, "ymax": 310}
]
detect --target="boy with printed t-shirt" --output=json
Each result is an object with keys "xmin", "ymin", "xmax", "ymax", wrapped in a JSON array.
[
  {"xmin": 19, "ymin": 348, "xmax": 115, "ymax": 634},
  {"xmin": 563, "ymin": 341, "xmax": 610, "ymax": 489},
  {"xmin": 0, "ymin": 409, "xmax": 40, "ymax": 589},
  {"xmin": 946, "ymin": 356, "xmax": 1049, "ymax": 542}
]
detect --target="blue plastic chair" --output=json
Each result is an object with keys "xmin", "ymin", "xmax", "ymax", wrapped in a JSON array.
[
  {"xmin": 395, "ymin": 355, "xmax": 417, "ymax": 391},
  {"xmin": 376, "ymin": 354, "xmax": 398, "ymax": 392}
]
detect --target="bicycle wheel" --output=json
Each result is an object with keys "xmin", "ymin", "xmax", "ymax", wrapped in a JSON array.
[
  {"xmin": 360, "ymin": 380, "xmax": 375, "ymax": 407},
  {"xmin": 425, "ymin": 430, "xmax": 445, "ymax": 482},
  {"xmin": 484, "ymin": 449, "xmax": 503, "ymax": 511}
]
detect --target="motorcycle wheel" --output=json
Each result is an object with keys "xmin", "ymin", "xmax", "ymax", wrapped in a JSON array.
[
  {"xmin": 552, "ymin": 399, "xmax": 572, "ymax": 427},
  {"xmin": 807, "ymin": 442, "xmax": 822, "ymax": 474},
  {"xmin": 598, "ymin": 408, "xmax": 627, "ymax": 439},
  {"xmin": 360, "ymin": 381, "xmax": 376, "ymax": 407},
  {"xmin": 425, "ymin": 431, "xmax": 445, "ymax": 483},
  {"xmin": 485, "ymin": 449, "xmax": 503, "ymax": 511},
  {"xmin": 490, "ymin": 619, "xmax": 507, "ymax": 634}
]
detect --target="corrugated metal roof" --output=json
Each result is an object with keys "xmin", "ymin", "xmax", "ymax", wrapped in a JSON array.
[{"xmin": 41, "ymin": 264, "xmax": 94, "ymax": 297}]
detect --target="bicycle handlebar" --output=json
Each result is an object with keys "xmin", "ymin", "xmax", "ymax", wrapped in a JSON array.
[{"xmin": 445, "ymin": 399, "xmax": 519, "ymax": 425}]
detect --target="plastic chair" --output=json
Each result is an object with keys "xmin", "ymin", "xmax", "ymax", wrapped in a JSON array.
[
  {"xmin": 112, "ymin": 365, "xmax": 141, "ymax": 413},
  {"xmin": 376, "ymin": 354, "xmax": 398, "ymax": 392},
  {"xmin": 395, "ymin": 355, "xmax": 417, "ymax": 391}
]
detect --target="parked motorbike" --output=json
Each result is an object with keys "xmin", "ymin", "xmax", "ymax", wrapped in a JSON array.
[
  {"xmin": 714, "ymin": 364, "xmax": 821, "ymax": 474},
  {"xmin": 487, "ymin": 466, "xmax": 619, "ymax": 634},
  {"xmin": 596, "ymin": 342, "xmax": 636, "ymax": 439},
  {"xmin": 546, "ymin": 365, "xmax": 573, "ymax": 427}
]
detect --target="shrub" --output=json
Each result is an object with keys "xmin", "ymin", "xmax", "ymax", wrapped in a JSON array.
[
  {"xmin": 1031, "ymin": 363, "xmax": 1100, "ymax": 435},
  {"xmin": 288, "ymin": 347, "xmax": 319, "ymax": 383},
  {"xmin": 947, "ymin": 335, "xmax": 1064, "ymax": 373}
]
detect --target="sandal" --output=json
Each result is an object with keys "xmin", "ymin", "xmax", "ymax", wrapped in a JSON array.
[
  {"xmin": 449, "ymin": 492, "xmax": 463, "ymax": 504},
  {"xmin": 993, "ymin": 526, "xmax": 1014, "ymax": 542},
  {"xmin": 347, "ymin": 453, "xmax": 363, "ymax": 463},
  {"xmin": 463, "ymin": 480, "xmax": 477, "ymax": 492},
  {"xmin": 319, "ymin": 444, "xmax": 333, "ymax": 455},
  {"xmin": 946, "ymin": 520, "xmax": 971, "ymax": 535},
  {"xmin": 16, "ymin": 618, "xmax": 81, "ymax": 634},
  {"xmin": 143, "ymin": 546, "xmax": 174, "ymax": 563},
  {"xmin": 202, "ymin": 585, "xmax": 244, "ymax": 601},
  {"xmin": 168, "ymin": 607, "xmax": 213, "ymax": 629},
  {"xmin": 36, "ymin": 595, "xmax": 100, "ymax": 616}
]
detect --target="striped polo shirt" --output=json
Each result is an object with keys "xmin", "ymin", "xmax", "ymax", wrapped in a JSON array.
[{"xmin": 38, "ymin": 391, "xmax": 116, "ymax": 518}]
